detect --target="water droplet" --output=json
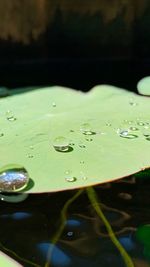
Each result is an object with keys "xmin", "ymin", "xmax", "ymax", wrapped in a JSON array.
[
  {"xmin": 52, "ymin": 102, "xmax": 56, "ymax": 107},
  {"xmin": 65, "ymin": 177, "xmax": 77, "ymax": 182},
  {"xmin": 142, "ymin": 129, "xmax": 150, "ymax": 137},
  {"xmin": 146, "ymin": 137, "xmax": 150, "ymax": 141},
  {"xmin": 117, "ymin": 129, "xmax": 129, "ymax": 137},
  {"xmin": 129, "ymin": 126, "xmax": 139, "ymax": 131},
  {"xmin": 67, "ymin": 231, "xmax": 73, "ymax": 237},
  {"xmin": 70, "ymin": 130, "xmax": 74, "ymax": 133},
  {"xmin": 79, "ymin": 143, "xmax": 86, "ymax": 148},
  {"xmin": 137, "ymin": 121, "xmax": 145, "ymax": 126},
  {"xmin": 27, "ymin": 154, "xmax": 34, "ymax": 158},
  {"xmin": 117, "ymin": 129, "xmax": 138, "ymax": 139},
  {"xmin": 80, "ymin": 123, "xmax": 95, "ymax": 135},
  {"xmin": 106, "ymin": 123, "xmax": 111, "ymax": 126},
  {"xmin": 85, "ymin": 138, "xmax": 93, "ymax": 142},
  {"xmin": 53, "ymin": 136, "xmax": 70, "ymax": 152},
  {"xmin": 29, "ymin": 145, "xmax": 34, "ymax": 150},
  {"xmin": 6, "ymin": 110, "xmax": 17, "ymax": 121},
  {"xmin": 0, "ymin": 133, "xmax": 4, "ymax": 137},
  {"xmin": 80, "ymin": 160, "xmax": 84, "ymax": 164},
  {"xmin": 0, "ymin": 166, "xmax": 29, "ymax": 192},
  {"xmin": 65, "ymin": 170, "xmax": 77, "ymax": 182},
  {"xmin": 129, "ymin": 99, "xmax": 138, "ymax": 106},
  {"xmin": 0, "ymin": 193, "xmax": 28, "ymax": 203}
]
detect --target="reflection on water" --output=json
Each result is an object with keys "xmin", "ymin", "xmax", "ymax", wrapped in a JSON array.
[{"xmin": 0, "ymin": 172, "xmax": 150, "ymax": 267}]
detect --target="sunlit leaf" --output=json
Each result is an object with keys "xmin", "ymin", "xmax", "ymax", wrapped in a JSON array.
[
  {"xmin": 0, "ymin": 251, "xmax": 22, "ymax": 267},
  {"xmin": 0, "ymin": 85, "xmax": 150, "ymax": 193},
  {"xmin": 137, "ymin": 76, "xmax": 150, "ymax": 96}
]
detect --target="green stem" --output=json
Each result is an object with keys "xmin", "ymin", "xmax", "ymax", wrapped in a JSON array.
[
  {"xmin": 45, "ymin": 189, "xmax": 84, "ymax": 267},
  {"xmin": 86, "ymin": 186, "xmax": 134, "ymax": 267}
]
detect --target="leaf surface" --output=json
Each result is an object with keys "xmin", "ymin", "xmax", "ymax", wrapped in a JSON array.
[{"xmin": 0, "ymin": 85, "xmax": 150, "ymax": 193}]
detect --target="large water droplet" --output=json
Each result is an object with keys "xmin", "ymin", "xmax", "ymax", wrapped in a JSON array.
[
  {"xmin": 6, "ymin": 110, "xmax": 17, "ymax": 121},
  {"xmin": 53, "ymin": 136, "xmax": 70, "ymax": 152},
  {"xmin": 146, "ymin": 137, "xmax": 150, "ymax": 141},
  {"xmin": 0, "ymin": 166, "xmax": 29, "ymax": 192},
  {"xmin": 80, "ymin": 123, "xmax": 95, "ymax": 135}
]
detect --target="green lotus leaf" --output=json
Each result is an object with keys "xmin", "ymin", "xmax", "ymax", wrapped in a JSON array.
[
  {"xmin": 0, "ymin": 85, "xmax": 150, "ymax": 193},
  {"xmin": 0, "ymin": 251, "xmax": 22, "ymax": 267},
  {"xmin": 137, "ymin": 76, "xmax": 150, "ymax": 96}
]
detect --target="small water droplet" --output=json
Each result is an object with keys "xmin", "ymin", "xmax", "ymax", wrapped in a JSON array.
[
  {"xmin": 106, "ymin": 123, "xmax": 111, "ymax": 126},
  {"xmin": 52, "ymin": 102, "xmax": 56, "ymax": 107},
  {"xmin": 117, "ymin": 129, "xmax": 129, "ymax": 137},
  {"xmin": 27, "ymin": 154, "xmax": 34, "ymax": 158},
  {"xmin": 67, "ymin": 231, "xmax": 73, "ymax": 237},
  {"xmin": 53, "ymin": 136, "xmax": 70, "ymax": 152},
  {"xmin": 85, "ymin": 138, "xmax": 93, "ymax": 142},
  {"xmin": 29, "ymin": 145, "xmax": 34, "ymax": 150},
  {"xmin": 79, "ymin": 143, "xmax": 86, "ymax": 148},
  {"xmin": 70, "ymin": 130, "xmax": 74, "ymax": 133},
  {"xmin": 80, "ymin": 160, "xmax": 84, "ymax": 164},
  {"xmin": 0, "ymin": 166, "xmax": 29, "ymax": 192},
  {"xmin": 129, "ymin": 126, "xmax": 139, "ymax": 131},
  {"xmin": 129, "ymin": 98, "xmax": 138, "ymax": 106},
  {"xmin": 6, "ymin": 110, "xmax": 17, "ymax": 121},
  {"xmin": 0, "ymin": 133, "xmax": 4, "ymax": 137},
  {"xmin": 80, "ymin": 123, "xmax": 95, "ymax": 135},
  {"xmin": 65, "ymin": 177, "xmax": 77, "ymax": 182},
  {"xmin": 137, "ymin": 121, "xmax": 145, "ymax": 126},
  {"xmin": 65, "ymin": 170, "xmax": 77, "ymax": 182}
]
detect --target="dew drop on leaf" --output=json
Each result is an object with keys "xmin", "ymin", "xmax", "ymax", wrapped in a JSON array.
[
  {"xmin": 117, "ymin": 129, "xmax": 138, "ymax": 139},
  {"xmin": 80, "ymin": 123, "xmax": 96, "ymax": 135},
  {"xmin": 129, "ymin": 126, "xmax": 139, "ymax": 131},
  {"xmin": 137, "ymin": 121, "xmax": 145, "ymax": 126},
  {"xmin": 0, "ymin": 166, "xmax": 29, "ymax": 192},
  {"xmin": 53, "ymin": 136, "xmax": 70, "ymax": 152},
  {"xmin": 79, "ymin": 143, "xmax": 86, "ymax": 148},
  {"xmin": 52, "ymin": 102, "xmax": 56, "ymax": 107},
  {"xmin": 27, "ymin": 154, "xmax": 34, "ymax": 158},
  {"xmin": 6, "ymin": 110, "xmax": 17, "ymax": 121},
  {"xmin": 65, "ymin": 177, "xmax": 77, "ymax": 183},
  {"xmin": 85, "ymin": 138, "xmax": 93, "ymax": 142},
  {"xmin": 65, "ymin": 170, "xmax": 77, "ymax": 182}
]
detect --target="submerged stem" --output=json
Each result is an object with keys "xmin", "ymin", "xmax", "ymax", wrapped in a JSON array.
[
  {"xmin": 45, "ymin": 189, "xmax": 83, "ymax": 267},
  {"xmin": 86, "ymin": 186, "xmax": 134, "ymax": 267}
]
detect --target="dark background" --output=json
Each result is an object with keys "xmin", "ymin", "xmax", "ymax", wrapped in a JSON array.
[{"xmin": 0, "ymin": 0, "xmax": 150, "ymax": 92}]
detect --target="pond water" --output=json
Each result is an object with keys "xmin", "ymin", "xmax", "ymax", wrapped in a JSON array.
[{"xmin": 0, "ymin": 172, "xmax": 149, "ymax": 267}]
